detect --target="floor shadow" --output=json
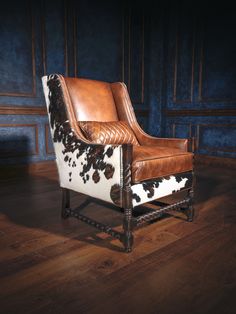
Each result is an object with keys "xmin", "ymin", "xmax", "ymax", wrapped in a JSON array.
[
  {"xmin": 195, "ymin": 166, "xmax": 236, "ymax": 205},
  {"xmin": 0, "ymin": 170, "xmax": 192, "ymax": 252},
  {"xmin": 0, "ymin": 135, "xmax": 33, "ymax": 180}
]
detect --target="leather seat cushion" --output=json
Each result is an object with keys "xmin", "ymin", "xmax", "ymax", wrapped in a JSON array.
[
  {"xmin": 78, "ymin": 121, "xmax": 139, "ymax": 145},
  {"xmin": 132, "ymin": 146, "xmax": 193, "ymax": 183}
]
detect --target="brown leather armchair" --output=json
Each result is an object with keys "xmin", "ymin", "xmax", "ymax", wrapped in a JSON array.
[{"xmin": 42, "ymin": 74, "xmax": 194, "ymax": 253}]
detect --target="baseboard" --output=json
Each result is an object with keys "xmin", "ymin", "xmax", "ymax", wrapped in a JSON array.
[
  {"xmin": 195, "ymin": 154, "xmax": 236, "ymax": 169},
  {"xmin": 0, "ymin": 160, "xmax": 57, "ymax": 180},
  {"xmin": 27, "ymin": 160, "xmax": 57, "ymax": 174}
]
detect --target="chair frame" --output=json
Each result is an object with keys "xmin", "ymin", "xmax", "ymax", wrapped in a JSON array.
[{"xmin": 61, "ymin": 143, "xmax": 194, "ymax": 253}]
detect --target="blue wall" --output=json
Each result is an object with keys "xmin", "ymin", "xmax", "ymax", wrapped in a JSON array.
[
  {"xmin": 161, "ymin": 1, "xmax": 236, "ymax": 158},
  {"xmin": 0, "ymin": 0, "xmax": 235, "ymax": 165}
]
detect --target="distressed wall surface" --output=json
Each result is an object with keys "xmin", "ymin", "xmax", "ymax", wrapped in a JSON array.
[
  {"xmin": 161, "ymin": 1, "xmax": 236, "ymax": 158},
  {"xmin": 0, "ymin": 0, "xmax": 235, "ymax": 165}
]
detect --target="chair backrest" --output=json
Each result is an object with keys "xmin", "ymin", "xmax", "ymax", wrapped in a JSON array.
[
  {"xmin": 64, "ymin": 77, "xmax": 119, "ymax": 122},
  {"xmin": 49, "ymin": 75, "xmax": 145, "ymax": 145}
]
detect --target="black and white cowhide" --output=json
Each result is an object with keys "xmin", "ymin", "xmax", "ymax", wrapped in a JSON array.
[
  {"xmin": 42, "ymin": 74, "xmax": 122, "ymax": 205},
  {"xmin": 131, "ymin": 172, "xmax": 192, "ymax": 207}
]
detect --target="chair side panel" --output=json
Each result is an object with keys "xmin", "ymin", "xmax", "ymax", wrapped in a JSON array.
[{"xmin": 42, "ymin": 74, "xmax": 123, "ymax": 205}]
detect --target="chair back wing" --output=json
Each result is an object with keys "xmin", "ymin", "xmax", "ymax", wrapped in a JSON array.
[
  {"xmin": 64, "ymin": 77, "xmax": 119, "ymax": 122},
  {"xmin": 110, "ymin": 82, "xmax": 145, "ymax": 142},
  {"xmin": 61, "ymin": 77, "xmax": 142, "ymax": 140}
]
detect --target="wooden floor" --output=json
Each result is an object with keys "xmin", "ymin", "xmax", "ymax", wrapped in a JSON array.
[{"xmin": 0, "ymin": 165, "xmax": 235, "ymax": 314}]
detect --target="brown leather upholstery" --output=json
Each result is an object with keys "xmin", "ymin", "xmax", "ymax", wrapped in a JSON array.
[
  {"xmin": 132, "ymin": 146, "xmax": 193, "ymax": 183},
  {"xmin": 111, "ymin": 82, "xmax": 190, "ymax": 152},
  {"xmin": 64, "ymin": 77, "xmax": 118, "ymax": 122},
  {"xmin": 60, "ymin": 76, "xmax": 193, "ymax": 183},
  {"xmin": 78, "ymin": 121, "xmax": 139, "ymax": 145}
]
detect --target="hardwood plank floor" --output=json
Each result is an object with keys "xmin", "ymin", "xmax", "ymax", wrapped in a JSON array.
[{"xmin": 0, "ymin": 165, "xmax": 235, "ymax": 314}]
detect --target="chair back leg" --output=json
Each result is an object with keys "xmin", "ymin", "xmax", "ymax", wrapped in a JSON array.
[
  {"xmin": 62, "ymin": 188, "xmax": 70, "ymax": 219},
  {"xmin": 186, "ymin": 188, "xmax": 194, "ymax": 222}
]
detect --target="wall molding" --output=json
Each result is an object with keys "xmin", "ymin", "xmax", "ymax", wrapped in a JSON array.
[
  {"xmin": 0, "ymin": 1, "xmax": 36, "ymax": 97},
  {"xmin": 125, "ymin": 12, "xmax": 145, "ymax": 105},
  {"xmin": 0, "ymin": 123, "xmax": 39, "ymax": 157},
  {"xmin": 0, "ymin": 106, "xmax": 47, "ymax": 115},
  {"xmin": 171, "ymin": 123, "xmax": 192, "ymax": 138},
  {"xmin": 73, "ymin": 5, "xmax": 124, "ymax": 82},
  {"xmin": 165, "ymin": 109, "xmax": 236, "ymax": 116},
  {"xmin": 173, "ymin": 14, "xmax": 195, "ymax": 104},
  {"xmin": 73, "ymin": 8, "xmax": 78, "ymax": 77},
  {"xmin": 196, "ymin": 124, "xmax": 236, "ymax": 153},
  {"xmin": 198, "ymin": 20, "xmax": 236, "ymax": 103},
  {"xmin": 45, "ymin": 124, "xmax": 54, "ymax": 155},
  {"xmin": 41, "ymin": 0, "xmax": 69, "ymax": 76},
  {"xmin": 195, "ymin": 154, "xmax": 236, "ymax": 169}
]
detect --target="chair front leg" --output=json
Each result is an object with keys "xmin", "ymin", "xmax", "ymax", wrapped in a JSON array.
[
  {"xmin": 123, "ymin": 208, "xmax": 134, "ymax": 253},
  {"xmin": 61, "ymin": 188, "xmax": 70, "ymax": 219},
  {"xmin": 121, "ymin": 143, "xmax": 134, "ymax": 253}
]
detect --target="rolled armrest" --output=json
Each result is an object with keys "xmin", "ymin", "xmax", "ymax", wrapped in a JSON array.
[{"xmin": 138, "ymin": 134, "xmax": 193, "ymax": 152}]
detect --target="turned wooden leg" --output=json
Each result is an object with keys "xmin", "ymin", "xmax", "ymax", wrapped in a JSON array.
[
  {"xmin": 61, "ymin": 188, "xmax": 70, "ymax": 219},
  {"xmin": 186, "ymin": 188, "xmax": 194, "ymax": 222},
  {"xmin": 122, "ymin": 208, "xmax": 134, "ymax": 253}
]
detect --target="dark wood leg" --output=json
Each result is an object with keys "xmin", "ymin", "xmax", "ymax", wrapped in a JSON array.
[
  {"xmin": 186, "ymin": 188, "xmax": 194, "ymax": 222},
  {"xmin": 61, "ymin": 188, "xmax": 70, "ymax": 219},
  {"xmin": 123, "ymin": 208, "xmax": 134, "ymax": 253},
  {"xmin": 121, "ymin": 144, "xmax": 134, "ymax": 253}
]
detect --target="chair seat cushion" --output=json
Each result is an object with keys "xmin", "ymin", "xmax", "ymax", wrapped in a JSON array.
[
  {"xmin": 78, "ymin": 121, "xmax": 139, "ymax": 145},
  {"xmin": 132, "ymin": 146, "xmax": 193, "ymax": 183}
]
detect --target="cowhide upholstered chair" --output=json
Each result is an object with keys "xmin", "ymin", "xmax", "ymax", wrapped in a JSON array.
[{"xmin": 42, "ymin": 74, "xmax": 195, "ymax": 253}]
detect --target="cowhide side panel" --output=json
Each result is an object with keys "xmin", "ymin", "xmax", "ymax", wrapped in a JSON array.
[
  {"xmin": 42, "ymin": 74, "xmax": 123, "ymax": 205},
  {"xmin": 132, "ymin": 172, "xmax": 192, "ymax": 207}
]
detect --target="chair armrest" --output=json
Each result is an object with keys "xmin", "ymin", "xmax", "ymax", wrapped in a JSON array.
[
  {"xmin": 110, "ymin": 82, "xmax": 194, "ymax": 153},
  {"xmin": 138, "ymin": 134, "xmax": 194, "ymax": 152}
]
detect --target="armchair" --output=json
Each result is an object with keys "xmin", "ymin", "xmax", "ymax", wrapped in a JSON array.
[{"xmin": 42, "ymin": 74, "xmax": 194, "ymax": 253}]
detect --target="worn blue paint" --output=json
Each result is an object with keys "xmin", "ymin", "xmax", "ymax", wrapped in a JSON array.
[
  {"xmin": 43, "ymin": 0, "xmax": 67, "ymax": 75},
  {"xmin": 146, "ymin": 10, "xmax": 165, "ymax": 137},
  {"xmin": 0, "ymin": 114, "xmax": 54, "ymax": 164},
  {"xmin": 0, "ymin": 126, "xmax": 36, "ymax": 155},
  {"xmin": 161, "ymin": 1, "xmax": 236, "ymax": 158},
  {"xmin": 0, "ymin": 1, "xmax": 45, "ymax": 106},
  {"xmin": 0, "ymin": 0, "xmax": 235, "ymax": 165},
  {"xmin": 166, "ymin": 115, "xmax": 236, "ymax": 158},
  {"xmin": 74, "ymin": 0, "xmax": 123, "ymax": 82},
  {"xmin": 0, "ymin": 2, "xmax": 33, "ymax": 95},
  {"xmin": 200, "ymin": 8, "xmax": 236, "ymax": 101}
]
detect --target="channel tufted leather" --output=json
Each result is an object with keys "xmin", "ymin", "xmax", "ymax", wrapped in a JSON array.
[{"xmin": 78, "ymin": 121, "xmax": 140, "ymax": 145}]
